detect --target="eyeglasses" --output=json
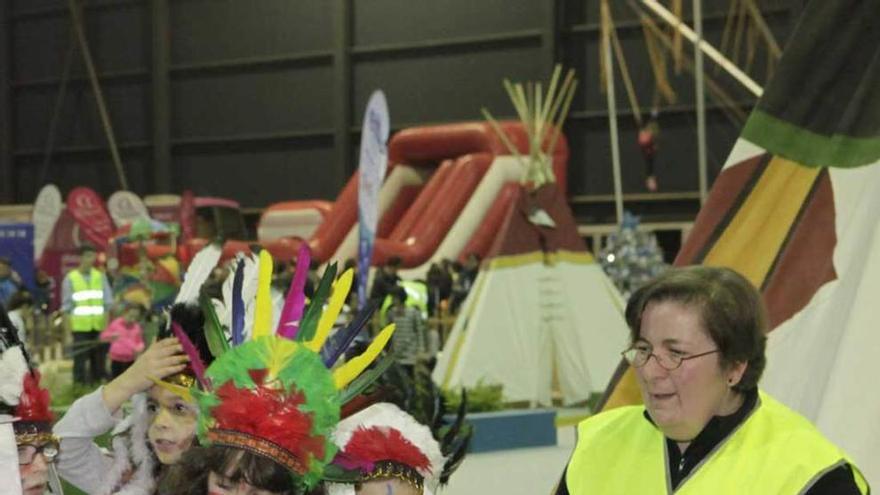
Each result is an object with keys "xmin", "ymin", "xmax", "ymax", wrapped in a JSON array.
[
  {"xmin": 622, "ymin": 344, "xmax": 720, "ymax": 371},
  {"xmin": 17, "ymin": 442, "xmax": 59, "ymax": 465}
]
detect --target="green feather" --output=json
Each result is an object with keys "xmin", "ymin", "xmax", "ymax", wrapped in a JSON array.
[
  {"xmin": 296, "ymin": 262, "xmax": 337, "ymax": 343},
  {"xmin": 198, "ymin": 337, "xmax": 341, "ymax": 490},
  {"xmin": 200, "ymin": 293, "xmax": 229, "ymax": 358},
  {"xmin": 337, "ymin": 351, "xmax": 394, "ymax": 406}
]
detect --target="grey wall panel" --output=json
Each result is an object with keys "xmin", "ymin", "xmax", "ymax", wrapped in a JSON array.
[
  {"xmin": 12, "ymin": 16, "xmax": 71, "ymax": 81},
  {"xmin": 4, "ymin": 0, "xmax": 798, "ymax": 214},
  {"xmin": 12, "ymin": 0, "xmax": 65, "ymax": 12},
  {"xmin": 171, "ymin": 0, "xmax": 332, "ymax": 63},
  {"xmin": 172, "ymin": 147, "xmax": 338, "ymax": 206},
  {"xmin": 15, "ymin": 157, "xmax": 150, "ymax": 199},
  {"xmin": 172, "ymin": 66, "xmax": 334, "ymax": 139},
  {"xmin": 79, "ymin": 3, "xmax": 148, "ymax": 72},
  {"xmin": 14, "ymin": 82, "xmax": 149, "ymax": 149},
  {"xmin": 353, "ymin": 45, "xmax": 544, "ymax": 126},
  {"xmin": 13, "ymin": 3, "xmax": 147, "ymax": 81},
  {"xmin": 353, "ymin": 0, "xmax": 542, "ymax": 46}
]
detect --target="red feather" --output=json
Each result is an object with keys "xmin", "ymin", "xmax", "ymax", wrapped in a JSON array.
[
  {"xmin": 16, "ymin": 371, "xmax": 53, "ymax": 423},
  {"xmin": 172, "ymin": 322, "xmax": 209, "ymax": 389},
  {"xmin": 211, "ymin": 371, "xmax": 326, "ymax": 462},
  {"xmin": 344, "ymin": 426, "xmax": 432, "ymax": 473}
]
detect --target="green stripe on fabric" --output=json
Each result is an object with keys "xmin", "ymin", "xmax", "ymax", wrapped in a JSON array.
[{"xmin": 742, "ymin": 110, "xmax": 880, "ymax": 169}]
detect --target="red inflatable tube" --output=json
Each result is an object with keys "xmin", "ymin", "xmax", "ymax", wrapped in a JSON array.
[
  {"xmin": 389, "ymin": 159, "xmax": 455, "ymax": 242},
  {"xmin": 377, "ymin": 184, "xmax": 422, "ymax": 238},
  {"xmin": 457, "ymin": 182, "xmax": 522, "ymax": 263},
  {"xmin": 372, "ymin": 153, "xmax": 493, "ymax": 267}
]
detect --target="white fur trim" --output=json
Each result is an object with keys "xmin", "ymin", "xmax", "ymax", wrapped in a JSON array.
[
  {"xmin": 0, "ymin": 346, "xmax": 28, "ymax": 406},
  {"xmin": 325, "ymin": 483, "xmax": 356, "ymax": 495},
  {"xmin": 99, "ymin": 393, "xmax": 157, "ymax": 495},
  {"xmin": 1, "ymin": 421, "xmax": 23, "ymax": 495},
  {"xmin": 332, "ymin": 403, "xmax": 445, "ymax": 485}
]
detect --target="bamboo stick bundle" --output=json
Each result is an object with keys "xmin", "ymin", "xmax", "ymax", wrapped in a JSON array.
[{"xmin": 481, "ymin": 64, "xmax": 579, "ymax": 188}]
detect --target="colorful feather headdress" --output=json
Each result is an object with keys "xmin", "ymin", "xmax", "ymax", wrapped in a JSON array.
[
  {"xmin": 149, "ymin": 243, "xmax": 223, "ymax": 400},
  {"xmin": 1, "ymin": 304, "xmax": 58, "ymax": 495},
  {"xmin": 0, "ymin": 305, "xmax": 54, "ymax": 437},
  {"xmin": 327, "ymin": 401, "xmax": 469, "ymax": 495},
  {"xmin": 188, "ymin": 245, "xmax": 396, "ymax": 491}
]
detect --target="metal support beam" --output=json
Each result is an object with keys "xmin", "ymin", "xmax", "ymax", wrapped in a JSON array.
[
  {"xmin": 693, "ymin": 0, "xmax": 708, "ymax": 204},
  {"xmin": 0, "ymin": 0, "xmax": 12, "ymax": 202},
  {"xmin": 601, "ymin": 1, "xmax": 624, "ymax": 225},
  {"xmin": 540, "ymin": 0, "xmax": 559, "ymax": 78},
  {"xmin": 152, "ymin": 0, "xmax": 171, "ymax": 192},
  {"xmin": 333, "ymin": 0, "xmax": 352, "ymax": 187}
]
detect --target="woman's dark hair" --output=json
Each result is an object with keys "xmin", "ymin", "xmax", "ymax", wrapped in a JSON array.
[
  {"xmin": 158, "ymin": 445, "xmax": 293, "ymax": 495},
  {"xmin": 624, "ymin": 266, "xmax": 767, "ymax": 393}
]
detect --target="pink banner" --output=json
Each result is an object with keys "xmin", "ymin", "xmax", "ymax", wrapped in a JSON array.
[{"xmin": 66, "ymin": 187, "xmax": 114, "ymax": 250}]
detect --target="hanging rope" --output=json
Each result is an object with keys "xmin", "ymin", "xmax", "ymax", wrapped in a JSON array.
[
  {"xmin": 641, "ymin": 18, "xmax": 677, "ymax": 104},
  {"xmin": 597, "ymin": 1, "xmax": 646, "ymax": 127},
  {"xmin": 67, "ymin": 0, "xmax": 129, "ymax": 190},
  {"xmin": 671, "ymin": 0, "xmax": 684, "ymax": 74}
]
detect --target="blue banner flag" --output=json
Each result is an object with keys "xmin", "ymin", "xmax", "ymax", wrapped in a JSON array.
[{"xmin": 356, "ymin": 91, "xmax": 390, "ymax": 309}]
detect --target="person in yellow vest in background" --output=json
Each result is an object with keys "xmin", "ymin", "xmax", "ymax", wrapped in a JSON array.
[
  {"xmin": 556, "ymin": 266, "xmax": 869, "ymax": 495},
  {"xmin": 62, "ymin": 244, "xmax": 113, "ymax": 386}
]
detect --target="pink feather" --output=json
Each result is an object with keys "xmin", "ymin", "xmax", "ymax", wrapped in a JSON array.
[
  {"xmin": 276, "ymin": 243, "xmax": 311, "ymax": 339},
  {"xmin": 171, "ymin": 322, "xmax": 210, "ymax": 390}
]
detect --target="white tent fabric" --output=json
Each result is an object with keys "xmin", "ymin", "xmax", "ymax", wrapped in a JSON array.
[
  {"xmin": 761, "ymin": 162, "xmax": 880, "ymax": 486},
  {"xmin": 434, "ymin": 254, "xmax": 629, "ymax": 406}
]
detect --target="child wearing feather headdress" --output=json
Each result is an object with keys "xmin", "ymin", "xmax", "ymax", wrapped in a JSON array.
[
  {"xmin": 54, "ymin": 245, "xmax": 225, "ymax": 495},
  {"xmin": 158, "ymin": 246, "xmax": 397, "ymax": 495}
]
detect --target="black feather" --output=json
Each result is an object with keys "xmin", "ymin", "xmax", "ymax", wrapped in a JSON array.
[
  {"xmin": 321, "ymin": 300, "xmax": 379, "ymax": 367},
  {"xmin": 168, "ymin": 303, "xmax": 214, "ymax": 367},
  {"xmin": 440, "ymin": 424, "xmax": 473, "ymax": 484}
]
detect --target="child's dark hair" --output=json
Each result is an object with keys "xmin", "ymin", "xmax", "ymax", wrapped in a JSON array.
[{"xmin": 158, "ymin": 445, "xmax": 294, "ymax": 495}]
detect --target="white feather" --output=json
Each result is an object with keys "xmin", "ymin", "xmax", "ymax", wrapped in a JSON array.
[
  {"xmin": 218, "ymin": 252, "xmax": 259, "ymax": 339},
  {"xmin": 0, "ymin": 346, "xmax": 28, "ymax": 406},
  {"xmin": 174, "ymin": 243, "xmax": 222, "ymax": 305}
]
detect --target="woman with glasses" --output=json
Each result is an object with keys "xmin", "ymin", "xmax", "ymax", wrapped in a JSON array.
[
  {"xmin": 556, "ymin": 266, "xmax": 869, "ymax": 494},
  {"xmin": 1, "ymin": 305, "xmax": 62, "ymax": 495}
]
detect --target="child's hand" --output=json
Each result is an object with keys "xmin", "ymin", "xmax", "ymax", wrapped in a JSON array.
[{"xmin": 102, "ymin": 338, "xmax": 188, "ymax": 413}]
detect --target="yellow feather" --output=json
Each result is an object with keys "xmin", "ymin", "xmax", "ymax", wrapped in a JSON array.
[
  {"xmin": 148, "ymin": 376, "xmax": 193, "ymax": 403},
  {"xmin": 266, "ymin": 336, "xmax": 300, "ymax": 379},
  {"xmin": 332, "ymin": 323, "xmax": 395, "ymax": 389},
  {"xmin": 252, "ymin": 250, "xmax": 274, "ymax": 338},
  {"xmin": 306, "ymin": 269, "xmax": 354, "ymax": 352}
]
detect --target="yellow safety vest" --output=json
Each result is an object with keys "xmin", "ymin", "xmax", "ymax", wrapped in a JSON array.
[
  {"xmin": 68, "ymin": 269, "xmax": 106, "ymax": 332},
  {"xmin": 566, "ymin": 391, "xmax": 869, "ymax": 494}
]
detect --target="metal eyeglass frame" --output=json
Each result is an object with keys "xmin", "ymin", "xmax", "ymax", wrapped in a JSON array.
[{"xmin": 621, "ymin": 345, "xmax": 720, "ymax": 371}]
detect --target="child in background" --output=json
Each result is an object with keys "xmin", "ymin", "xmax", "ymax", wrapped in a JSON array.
[{"xmin": 100, "ymin": 302, "xmax": 146, "ymax": 378}]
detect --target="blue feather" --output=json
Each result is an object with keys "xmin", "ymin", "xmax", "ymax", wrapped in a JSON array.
[{"xmin": 231, "ymin": 258, "xmax": 245, "ymax": 346}]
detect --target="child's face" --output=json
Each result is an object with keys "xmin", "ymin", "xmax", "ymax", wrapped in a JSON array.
[
  {"xmin": 124, "ymin": 308, "xmax": 141, "ymax": 322},
  {"xmin": 146, "ymin": 385, "xmax": 198, "ymax": 465}
]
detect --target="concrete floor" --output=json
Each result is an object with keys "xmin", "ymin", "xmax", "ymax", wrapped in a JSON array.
[{"xmin": 443, "ymin": 425, "xmax": 576, "ymax": 495}]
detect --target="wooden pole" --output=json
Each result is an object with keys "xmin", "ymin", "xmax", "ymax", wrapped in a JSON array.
[
  {"xmin": 640, "ymin": 0, "xmax": 763, "ymax": 97},
  {"xmin": 694, "ymin": 0, "xmax": 708, "ymax": 204},
  {"xmin": 601, "ymin": 0, "xmax": 624, "ymax": 224}
]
